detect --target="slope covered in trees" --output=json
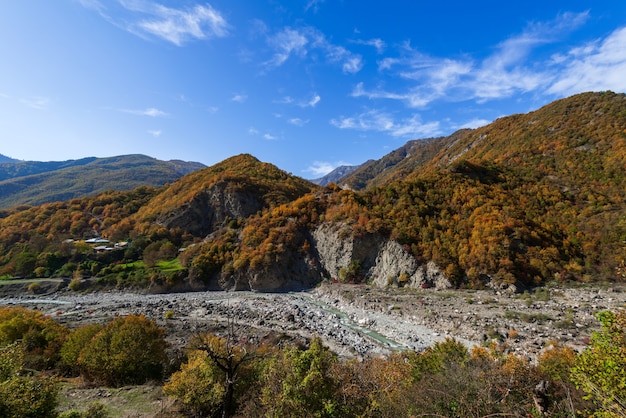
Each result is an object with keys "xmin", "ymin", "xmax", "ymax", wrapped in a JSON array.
[
  {"xmin": 0, "ymin": 154, "xmax": 205, "ymax": 208},
  {"xmin": 0, "ymin": 92, "xmax": 624, "ymax": 290}
]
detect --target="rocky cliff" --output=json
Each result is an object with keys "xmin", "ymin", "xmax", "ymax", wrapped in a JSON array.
[
  {"xmin": 157, "ymin": 183, "xmax": 265, "ymax": 237},
  {"xmin": 201, "ymin": 220, "xmax": 452, "ymax": 292}
]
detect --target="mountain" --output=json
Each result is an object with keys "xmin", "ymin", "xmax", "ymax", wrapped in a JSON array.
[
  {"xmin": 0, "ymin": 154, "xmax": 19, "ymax": 164},
  {"xmin": 131, "ymin": 153, "xmax": 317, "ymax": 237},
  {"xmin": 310, "ymin": 165, "xmax": 360, "ymax": 186},
  {"xmin": 0, "ymin": 154, "xmax": 205, "ymax": 208},
  {"xmin": 339, "ymin": 134, "xmax": 464, "ymax": 190},
  {"xmin": 0, "ymin": 92, "xmax": 624, "ymax": 292}
]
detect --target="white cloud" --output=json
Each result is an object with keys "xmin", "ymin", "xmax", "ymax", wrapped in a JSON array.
[
  {"xmin": 275, "ymin": 96, "xmax": 294, "ymax": 104},
  {"xmin": 548, "ymin": 26, "xmax": 626, "ymax": 96},
  {"xmin": 288, "ymin": 118, "xmax": 309, "ymax": 126},
  {"xmin": 342, "ymin": 56, "xmax": 363, "ymax": 74},
  {"xmin": 248, "ymin": 127, "xmax": 278, "ymax": 140},
  {"xmin": 263, "ymin": 26, "xmax": 363, "ymax": 74},
  {"xmin": 353, "ymin": 38, "xmax": 386, "ymax": 54},
  {"xmin": 20, "ymin": 96, "xmax": 50, "ymax": 110},
  {"xmin": 206, "ymin": 106, "xmax": 219, "ymax": 114},
  {"xmin": 306, "ymin": 160, "xmax": 350, "ymax": 177},
  {"xmin": 457, "ymin": 119, "xmax": 491, "ymax": 130},
  {"xmin": 82, "ymin": 1, "xmax": 229, "ymax": 46},
  {"xmin": 147, "ymin": 129, "xmax": 162, "ymax": 137},
  {"xmin": 331, "ymin": 109, "xmax": 440, "ymax": 138},
  {"xmin": 121, "ymin": 107, "xmax": 168, "ymax": 117},
  {"xmin": 305, "ymin": 0, "xmax": 325, "ymax": 13},
  {"xmin": 265, "ymin": 28, "xmax": 309, "ymax": 68},
  {"xmin": 352, "ymin": 82, "xmax": 438, "ymax": 108},
  {"xmin": 231, "ymin": 94, "xmax": 248, "ymax": 103},
  {"xmin": 359, "ymin": 12, "xmax": 595, "ymax": 108},
  {"xmin": 301, "ymin": 94, "xmax": 321, "ymax": 108}
]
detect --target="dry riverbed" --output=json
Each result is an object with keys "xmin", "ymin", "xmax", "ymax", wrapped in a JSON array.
[{"xmin": 1, "ymin": 281, "xmax": 625, "ymax": 359}]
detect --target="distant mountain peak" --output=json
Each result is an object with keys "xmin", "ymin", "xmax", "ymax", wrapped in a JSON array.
[
  {"xmin": 0, "ymin": 154, "xmax": 20, "ymax": 163},
  {"xmin": 310, "ymin": 165, "xmax": 360, "ymax": 186}
]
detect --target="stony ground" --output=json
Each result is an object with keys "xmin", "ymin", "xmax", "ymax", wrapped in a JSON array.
[
  {"xmin": 2, "ymin": 280, "xmax": 625, "ymax": 360},
  {"xmin": 2, "ymin": 280, "xmax": 625, "ymax": 417}
]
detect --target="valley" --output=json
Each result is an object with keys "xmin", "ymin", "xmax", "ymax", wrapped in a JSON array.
[{"xmin": 2, "ymin": 282, "xmax": 624, "ymax": 360}]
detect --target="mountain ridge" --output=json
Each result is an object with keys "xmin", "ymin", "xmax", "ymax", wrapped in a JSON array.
[
  {"xmin": 0, "ymin": 154, "xmax": 205, "ymax": 208},
  {"xmin": 0, "ymin": 91, "xmax": 624, "ymax": 292}
]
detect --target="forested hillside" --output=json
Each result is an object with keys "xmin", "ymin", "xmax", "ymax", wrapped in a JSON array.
[
  {"xmin": 0, "ymin": 154, "xmax": 205, "ymax": 208},
  {"xmin": 0, "ymin": 92, "xmax": 624, "ymax": 291}
]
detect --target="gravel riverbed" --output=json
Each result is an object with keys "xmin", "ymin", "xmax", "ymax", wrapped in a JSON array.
[{"xmin": 1, "ymin": 282, "xmax": 624, "ymax": 359}]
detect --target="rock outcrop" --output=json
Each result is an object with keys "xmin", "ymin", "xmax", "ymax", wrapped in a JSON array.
[
  {"xmin": 311, "ymin": 222, "xmax": 451, "ymax": 290},
  {"xmin": 157, "ymin": 183, "xmax": 264, "ymax": 237}
]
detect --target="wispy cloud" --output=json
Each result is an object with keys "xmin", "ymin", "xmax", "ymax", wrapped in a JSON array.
[
  {"xmin": 288, "ymin": 118, "xmax": 309, "ymax": 126},
  {"xmin": 265, "ymin": 28, "xmax": 309, "ymax": 68},
  {"xmin": 263, "ymin": 25, "xmax": 363, "ymax": 74},
  {"xmin": 121, "ymin": 107, "xmax": 168, "ymax": 117},
  {"xmin": 276, "ymin": 93, "xmax": 320, "ymax": 107},
  {"xmin": 331, "ymin": 109, "xmax": 440, "ymax": 138},
  {"xmin": 147, "ymin": 129, "xmax": 162, "ymax": 137},
  {"xmin": 20, "ymin": 96, "xmax": 50, "ymax": 110},
  {"xmin": 248, "ymin": 127, "xmax": 279, "ymax": 140},
  {"xmin": 301, "ymin": 94, "xmax": 321, "ymax": 108},
  {"xmin": 358, "ymin": 12, "xmax": 593, "ymax": 108},
  {"xmin": 456, "ymin": 118, "xmax": 491, "ymax": 130},
  {"xmin": 81, "ymin": 1, "xmax": 229, "ymax": 46},
  {"xmin": 305, "ymin": 0, "xmax": 326, "ymax": 13},
  {"xmin": 231, "ymin": 94, "xmax": 248, "ymax": 103},
  {"xmin": 352, "ymin": 38, "xmax": 386, "ymax": 54},
  {"xmin": 548, "ymin": 26, "xmax": 626, "ymax": 96},
  {"xmin": 306, "ymin": 160, "xmax": 351, "ymax": 177}
]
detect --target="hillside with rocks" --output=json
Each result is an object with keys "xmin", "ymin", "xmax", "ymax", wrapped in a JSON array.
[{"xmin": 0, "ymin": 92, "xmax": 624, "ymax": 294}]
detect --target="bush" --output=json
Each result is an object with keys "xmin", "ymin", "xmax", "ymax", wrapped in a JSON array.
[
  {"xmin": 0, "ymin": 307, "xmax": 68, "ymax": 369},
  {"xmin": 27, "ymin": 282, "xmax": 42, "ymax": 294},
  {"xmin": 76, "ymin": 315, "xmax": 167, "ymax": 386},
  {"xmin": 164, "ymin": 350, "xmax": 226, "ymax": 416},
  {"xmin": 59, "ymin": 323, "xmax": 104, "ymax": 375},
  {"xmin": 259, "ymin": 336, "xmax": 339, "ymax": 417},
  {"xmin": 571, "ymin": 311, "xmax": 626, "ymax": 417},
  {"xmin": 0, "ymin": 344, "xmax": 58, "ymax": 418}
]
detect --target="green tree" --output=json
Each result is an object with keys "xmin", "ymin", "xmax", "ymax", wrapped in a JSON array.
[
  {"xmin": 164, "ymin": 349, "xmax": 227, "ymax": 417},
  {"xmin": 76, "ymin": 315, "xmax": 167, "ymax": 386},
  {"xmin": 260, "ymin": 336, "xmax": 338, "ymax": 417},
  {"xmin": 571, "ymin": 311, "xmax": 626, "ymax": 417},
  {"xmin": 59, "ymin": 323, "xmax": 104, "ymax": 375},
  {"xmin": 0, "ymin": 307, "xmax": 68, "ymax": 369},
  {"xmin": 0, "ymin": 344, "xmax": 58, "ymax": 418},
  {"xmin": 13, "ymin": 250, "xmax": 37, "ymax": 277}
]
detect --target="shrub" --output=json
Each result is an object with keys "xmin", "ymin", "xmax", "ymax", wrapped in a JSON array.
[
  {"xmin": 260, "ymin": 336, "xmax": 338, "ymax": 417},
  {"xmin": 164, "ymin": 350, "xmax": 226, "ymax": 416},
  {"xmin": 68, "ymin": 277, "xmax": 82, "ymax": 291},
  {"xmin": 59, "ymin": 323, "xmax": 104, "ymax": 375},
  {"xmin": 0, "ymin": 344, "xmax": 59, "ymax": 418},
  {"xmin": 407, "ymin": 337, "xmax": 470, "ymax": 380},
  {"xmin": 27, "ymin": 281, "xmax": 42, "ymax": 294},
  {"xmin": 76, "ymin": 315, "xmax": 167, "ymax": 386},
  {"xmin": 571, "ymin": 311, "xmax": 626, "ymax": 417},
  {"xmin": 0, "ymin": 307, "xmax": 68, "ymax": 369}
]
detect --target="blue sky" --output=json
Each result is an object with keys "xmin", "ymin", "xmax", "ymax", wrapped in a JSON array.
[{"xmin": 1, "ymin": 1, "xmax": 625, "ymax": 178}]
